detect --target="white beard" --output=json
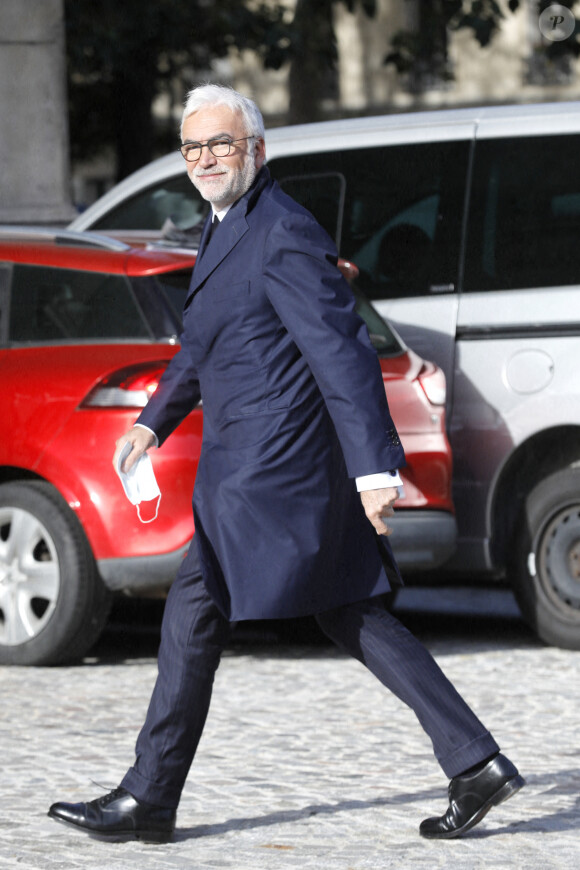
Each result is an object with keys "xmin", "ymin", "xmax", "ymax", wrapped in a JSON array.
[{"xmin": 189, "ymin": 152, "xmax": 258, "ymax": 209}]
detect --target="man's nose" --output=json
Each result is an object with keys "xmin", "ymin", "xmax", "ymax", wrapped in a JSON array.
[{"xmin": 198, "ymin": 144, "xmax": 217, "ymax": 168}]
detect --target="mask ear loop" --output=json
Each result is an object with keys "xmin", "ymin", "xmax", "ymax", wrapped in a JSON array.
[{"xmin": 136, "ymin": 495, "xmax": 161, "ymax": 524}]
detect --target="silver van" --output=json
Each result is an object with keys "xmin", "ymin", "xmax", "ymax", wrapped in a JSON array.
[{"xmin": 71, "ymin": 101, "xmax": 580, "ymax": 650}]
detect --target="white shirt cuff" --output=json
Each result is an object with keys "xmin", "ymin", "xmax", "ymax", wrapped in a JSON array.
[
  {"xmin": 355, "ymin": 470, "xmax": 403, "ymax": 492},
  {"xmin": 134, "ymin": 423, "xmax": 159, "ymax": 448}
]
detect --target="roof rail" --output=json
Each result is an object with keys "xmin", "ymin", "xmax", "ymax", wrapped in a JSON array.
[{"xmin": 0, "ymin": 225, "xmax": 130, "ymax": 252}]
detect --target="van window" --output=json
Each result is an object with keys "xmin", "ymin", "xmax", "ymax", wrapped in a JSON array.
[
  {"xmin": 464, "ymin": 135, "xmax": 580, "ymax": 291},
  {"xmin": 278, "ymin": 172, "xmax": 346, "ymax": 249},
  {"xmin": 92, "ymin": 174, "xmax": 209, "ymax": 232},
  {"xmin": 270, "ymin": 141, "xmax": 468, "ymax": 302}
]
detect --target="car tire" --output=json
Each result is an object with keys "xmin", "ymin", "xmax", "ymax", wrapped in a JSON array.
[
  {"xmin": 0, "ymin": 481, "xmax": 111, "ymax": 665},
  {"xmin": 511, "ymin": 467, "xmax": 580, "ymax": 650}
]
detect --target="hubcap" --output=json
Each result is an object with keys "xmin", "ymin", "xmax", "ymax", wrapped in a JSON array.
[
  {"xmin": 568, "ymin": 540, "xmax": 580, "ymax": 581},
  {"xmin": 0, "ymin": 506, "xmax": 60, "ymax": 646},
  {"xmin": 537, "ymin": 506, "xmax": 580, "ymax": 615}
]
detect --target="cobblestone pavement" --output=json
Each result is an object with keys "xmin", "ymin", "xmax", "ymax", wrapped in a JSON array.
[{"xmin": 1, "ymin": 584, "xmax": 579, "ymax": 869}]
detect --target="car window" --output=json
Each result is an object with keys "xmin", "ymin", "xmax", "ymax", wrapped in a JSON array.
[
  {"xmin": 353, "ymin": 291, "xmax": 403, "ymax": 357},
  {"xmin": 146, "ymin": 269, "xmax": 193, "ymax": 330},
  {"xmin": 0, "ymin": 264, "xmax": 9, "ymax": 343},
  {"xmin": 464, "ymin": 134, "xmax": 580, "ymax": 290},
  {"xmin": 269, "ymin": 140, "xmax": 469, "ymax": 302},
  {"xmin": 9, "ymin": 265, "xmax": 152, "ymax": 342},
  {"xmin": 91, "ymin": 174, "xmax": 209, "ymax": 232}
]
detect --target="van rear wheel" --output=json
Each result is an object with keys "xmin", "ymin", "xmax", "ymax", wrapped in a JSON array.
[{"xmin": 511, "ymin": 468, "xmax": 580, "ymax": 650}]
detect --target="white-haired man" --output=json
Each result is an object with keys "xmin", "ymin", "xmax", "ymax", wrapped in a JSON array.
[{"xmin": 49, "ymin": 84, "xmax": 524, "ymax": 843}]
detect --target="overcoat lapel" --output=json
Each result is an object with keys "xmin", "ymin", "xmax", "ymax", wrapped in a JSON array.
[
  {"xmin": 186, "ymin": 213, "xmax": 250, "ymax": 302},
  {"xmin": 184, "ymin": 169, "xmax": 270, "ymax": 306},
  {"xmin": 195, "ymin": 213, "xmax": 214, "ymax": 261}
]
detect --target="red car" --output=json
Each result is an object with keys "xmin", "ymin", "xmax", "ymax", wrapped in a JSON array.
[{"xmin": 0, "ymin": 229, "xmax": 455, "ymax": 665}]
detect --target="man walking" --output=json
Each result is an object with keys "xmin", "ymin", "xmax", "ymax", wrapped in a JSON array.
[{"xmin": 49, "ymin": 84, "xmax": 524, "ymax": 842}]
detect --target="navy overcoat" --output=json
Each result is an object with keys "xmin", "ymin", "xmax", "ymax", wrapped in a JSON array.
[{"xmin": 137, "ymin": 167, "xmax": 406, "ymax": 620}]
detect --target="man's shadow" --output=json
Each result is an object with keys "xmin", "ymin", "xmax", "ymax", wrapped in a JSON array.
[
  {"xmin": 174, "ymin": 768, "xmax": 580, "ymax": 842},
  {"xmin": 468, "ymin": 768, "xmax": 580, "ymax": 839},
  {"xmin": 174, "ymin": 784, "xmax": 440, "ymax": 842}
]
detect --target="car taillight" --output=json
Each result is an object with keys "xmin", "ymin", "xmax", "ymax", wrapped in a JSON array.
[
  {"xmin": 81, "ymin": 362, "xmax": 169, "ymax": 408},
  {"xmin": 417, "ymin": 363, "xmax": 446, "ymax": 406}
]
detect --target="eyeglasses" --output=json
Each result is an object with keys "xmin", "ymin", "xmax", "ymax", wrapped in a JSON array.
[{"xmin": 179, "ymin": 136, "xmax": 254, "ymax": 163}]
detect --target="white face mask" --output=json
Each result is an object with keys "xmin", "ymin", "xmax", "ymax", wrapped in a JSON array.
[{"xmin": 116, "ymin": 443, "xmax": 161, "ymax": 524}]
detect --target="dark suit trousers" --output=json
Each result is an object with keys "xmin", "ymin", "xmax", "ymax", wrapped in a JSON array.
[{"xmin": 121, "ymin": 564, "xmax": 499, "ymax": 809}]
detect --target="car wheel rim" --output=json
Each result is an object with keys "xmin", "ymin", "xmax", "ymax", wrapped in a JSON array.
[
  {"xmin": 536, "ymin": 504, "xmax": 580, "ymax": 617},
  {"xmin": 0, "ymin": 507, "xmax": 60, "ymax": 646}
]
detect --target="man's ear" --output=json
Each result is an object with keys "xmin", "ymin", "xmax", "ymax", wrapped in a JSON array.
[{"xmin": 254, "ymin": 137, "xmax": 266, "ymax": 169}]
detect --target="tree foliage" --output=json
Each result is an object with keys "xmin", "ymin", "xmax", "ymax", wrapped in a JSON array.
[
  {"xmin": 65, "ymin": 0, "xmax": 289, "ymax": 179},
  {"xmin": 65, "ymin": 0, "xmax": 580, "ymax": 179},
  {"xmin": 287, "ymin": 0, "xmax": 378, "ymax": 124},
  {"xmin": 385, "ymin": 0, "xmax": 514, "ymax": 89},
  {"xmin": 385, "ymin": 1, "xmax": 579, "ymax": 92}
]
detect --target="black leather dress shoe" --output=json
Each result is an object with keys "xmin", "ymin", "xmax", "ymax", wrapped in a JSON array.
[
  {"xmin": 48, "ymin": 787, "xmax": 176, "ymax": 842},
  {"xmin": 419, "ymin": 754, "xmax": 525, "ymax": 839}
]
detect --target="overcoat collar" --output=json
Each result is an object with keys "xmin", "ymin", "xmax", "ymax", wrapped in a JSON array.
[{"xmin": 185, "ymin": 166, "xmax": 272, "ymax": 305}]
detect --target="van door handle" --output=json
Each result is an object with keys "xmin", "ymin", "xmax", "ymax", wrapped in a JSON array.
[{"xmin": 429, "ymin": 283, "xmax": 455, "ymax": 294}]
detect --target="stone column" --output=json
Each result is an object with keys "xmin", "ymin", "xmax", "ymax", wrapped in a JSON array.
[{"xmin": 0, "ymin": 0, "xmax": 74, "ymax": 224}]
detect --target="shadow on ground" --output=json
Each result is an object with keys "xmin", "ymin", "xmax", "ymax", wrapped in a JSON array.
[{"xmin": 88, "ymin": 579, "xmax": 539, "ymax": 664}]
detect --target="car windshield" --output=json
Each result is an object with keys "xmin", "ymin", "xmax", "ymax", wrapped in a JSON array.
[
  {"xmin": 142, "ymin": 265, "xmax": 402, "ymax": 356},
  {"xmin": 9, "ymin": 258, "xmax": 402, "ymax": 353},
  {"xmin": 140, "ymin": 267, "xmax": 402, "ymax": 354}
]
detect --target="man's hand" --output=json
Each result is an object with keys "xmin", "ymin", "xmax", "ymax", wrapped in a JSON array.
[
  {"xmin": 360, "ymin": 486, "xmax": 399, "ymax": 536},
  {"xmin": 113, "ymin": 426, "xmax": 156, "ymax": 474}
]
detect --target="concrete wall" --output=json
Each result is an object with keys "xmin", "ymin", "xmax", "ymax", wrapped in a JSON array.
[{"xmin": 0, "ymin": 0, "xmax": 74, "ymax": 224}]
